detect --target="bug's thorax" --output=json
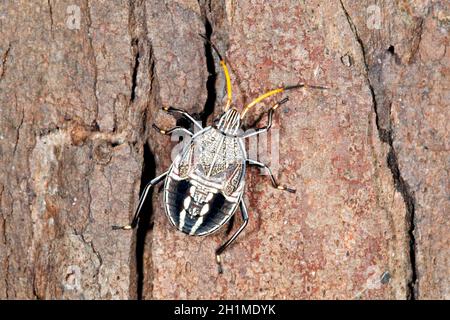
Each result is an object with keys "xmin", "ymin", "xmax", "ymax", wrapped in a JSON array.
[{"xmin": 216, "ymin": 108, "xmax": 241, "ymax": 135}]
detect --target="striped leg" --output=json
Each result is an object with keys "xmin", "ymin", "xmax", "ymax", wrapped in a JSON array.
[
  {"xmin": 112, "ymin": 171, "xmax": 168, "ymax": 230},
  {"xmin": 215, "ymin": 199, "xmax": 249, "ymax": 274},
  {"xmin": 242, "ymin": 97, "xmax": 289, "ymax": 139},
  {"xmin": 161, "ymin": 106, "xmax": 203, "ymax": 130},
  {"xmin": 247, "ymin": 159, "xmax": 296, "ymax": 193},
  {"xmin": 152, "ymin": 124, "xmax": 193, "ymax": 137}
]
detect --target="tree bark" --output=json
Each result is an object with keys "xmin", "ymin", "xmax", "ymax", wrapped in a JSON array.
[{"xmin": 0, "ymin": 0, "xmax": 448, "ymax": 299}]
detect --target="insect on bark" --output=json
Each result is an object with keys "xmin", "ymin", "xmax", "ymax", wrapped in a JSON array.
[{"xmin": 113, "ymin": 35, "xmax": 326, "ymax": 273}]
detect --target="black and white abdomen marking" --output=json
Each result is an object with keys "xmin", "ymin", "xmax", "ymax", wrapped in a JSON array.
[
  {"xmin": 164, "ymin": 178, "xmax": 236, "ymax": 235},
  {"xmin": 163, "ymin": 127, "xmax": 246, "ymax": 236}
]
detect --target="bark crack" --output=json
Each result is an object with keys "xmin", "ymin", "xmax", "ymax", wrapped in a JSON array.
[
  {"xmin": 72, "ymin": 226, "xmax": 103, "ymax": 293},
  {"xmin": 12, "ymin": 93, "xmax": 24, "ymax": 158},
  {"xmin": 130, "ymin": 39, "xmax": 140, "ymax": 103},
  {"xmin": 339, "ymin": 0, "xmax": 417, "ymax": 300},
  {"xmin": 80, "ymin": 233, "xmax": 103, "ymax": 281},
  {"xmin": 2, "ymin": 228, "xmax": 9, "ymax": 299},
  {"xmin": 128, "ymin": 0, "xmax": 140, "ymax": 104},
  {"xmin": 199, "ymin": 0, "xmax": 218, "ymax": 126},
  {"xmin": 1, "ymin": 185, "xmax": 9, "ymax": 299},
  {"xmin": 85, "ymin": 0, "xmax": 99, "ymax": 122},
  {"xmin": 135, "ymin": 142, "xmax": 156, "ymax": 300},
  {"xmin": 32, "ymin": 276, "xmax": 39, "ymax": 299},
  {"xmin": 47, "ymin": 0, "xmax": 54, "ymax": 37},
  {"xmin": 0, "ymin": 44, "xmax": 11, "ymax": 82},
  {"xmin": 128, "ymin": 0, "xmax": 157, "ymax": 300}
]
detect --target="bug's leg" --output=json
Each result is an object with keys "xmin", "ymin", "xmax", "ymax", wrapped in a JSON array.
[
  {"xmin": 161, "ymin": 106, "xmax": 203, "ymax": 130},
  {"xmin": 242, "ymin": 97, "xmax": 290, "ymax": 139},
  {"xmin": 199, "ymin": 34, "xmax": 233, "ymax": 111},
  {"xmin": 152, "ymin": 124, "xmax": 193, "ymax": 137},
  {"xmin": 112, "ymin": 171, "xmax": 168, "ymax": 230},
  {"xmin": 246, "ymin": 159, "xmax": 296, "ymax": 193},
  {"xmin": 215, "ymin": 200, "xmax": 249, "ymax": 274}
]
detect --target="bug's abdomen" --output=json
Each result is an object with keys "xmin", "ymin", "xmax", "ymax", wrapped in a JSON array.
[
  {"xmin": 163, "ymin": 127, "xmax": 246, "ymax": 236},
  {"xmin": 164, "ymin": 177, "xmax": 236, "ymax": 236}
]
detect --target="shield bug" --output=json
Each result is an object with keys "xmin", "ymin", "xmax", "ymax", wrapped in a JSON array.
[{"xmin": 113, "ymin": 35, "xmax": 326, "ymax": 273}]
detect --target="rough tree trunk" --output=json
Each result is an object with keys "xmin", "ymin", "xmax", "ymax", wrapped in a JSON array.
[{"xmin": 0, "ymin": 0, "xmax": 448, "ymax": 299}]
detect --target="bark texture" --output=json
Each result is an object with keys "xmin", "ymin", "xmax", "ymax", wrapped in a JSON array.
[{"xmin": 0, "ymin": 0, "xmax": 448, "ymax": 299}]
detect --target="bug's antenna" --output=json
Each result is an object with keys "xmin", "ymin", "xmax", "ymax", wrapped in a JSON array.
[
  {"xmin": 199, "ymin": 34, "xmax": 233, "ymax": 111},
  {"xmin": 240, "ymin": 83, "xmax": 328, "ymax": 118}
]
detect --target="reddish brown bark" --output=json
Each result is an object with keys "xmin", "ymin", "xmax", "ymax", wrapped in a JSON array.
[{"xmin": 0, "ymin": 0, "xmax": 448, "ymax": 299}]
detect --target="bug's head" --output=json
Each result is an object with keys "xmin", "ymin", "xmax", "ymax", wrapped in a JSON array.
[{"xmin": 216, "ymin": 108, "xmax": 241, "ymax": 135}]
